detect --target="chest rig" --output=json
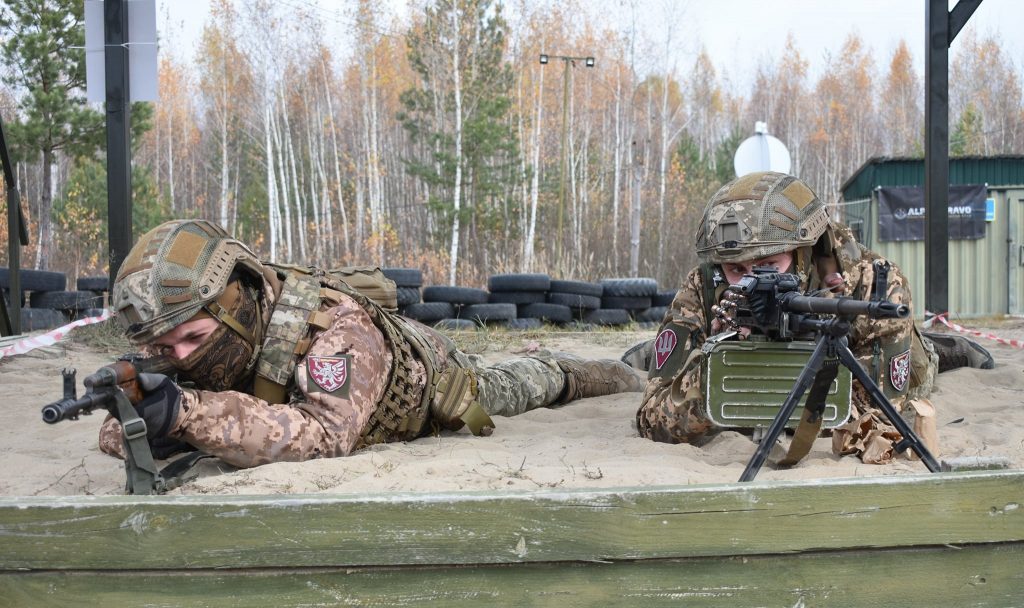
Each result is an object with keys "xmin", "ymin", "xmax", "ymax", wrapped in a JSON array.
[{"xmin": 252, "ymin": 265, "xmax": 491, "ymax": 448}]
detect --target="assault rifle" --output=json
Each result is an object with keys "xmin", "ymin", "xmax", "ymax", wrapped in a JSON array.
[
  {"xmin": 725, "ymin": 263, "xmax": 940, "ymax": 482},
  {"xmin": 41, "ymin": 354, "xmax": 180, "ymax": 495}
]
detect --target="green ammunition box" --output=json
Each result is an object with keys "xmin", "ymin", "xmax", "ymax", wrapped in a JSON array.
[{"xmin": 703, "ymin": 340, "xmax": 852, "ymax": 430}]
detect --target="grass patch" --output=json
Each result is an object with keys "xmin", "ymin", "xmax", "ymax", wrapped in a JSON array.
[{"xmin": 69, "ymin": 318, "xmax": 132, "ymax": 353}]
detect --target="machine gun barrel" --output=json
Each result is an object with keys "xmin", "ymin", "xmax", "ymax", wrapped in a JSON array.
[{"xmin": 780, "ymin": 292, "xmax": 909, "ymax": 319}]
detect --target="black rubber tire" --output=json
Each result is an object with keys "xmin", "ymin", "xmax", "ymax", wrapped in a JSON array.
[
  {"xmin": 637, "ymin": 321, "xmax": 661, "ymax": 330},
  {"xmin": 382, "ymin": 267, "xmax": 424, "ymax": 288},
  {"xmin": 487, "ymin": 291, "xmax": 547, "ymax": 305},
  {"xmin": 396, "ymin": 286, "xmax": 421, "ymax": 307},
  {"xmin": 459, "ymin": 303, "xmax": 516, "ymax": 322},
  {"xmin": 653, "ymin": 289, "xmax": 677, "ymax": 307},
  {"xmin": 434, "ymin": 318, "xmax": 478, "ymax": 331},
  {"xmin": 506, "ymin": 317, "xmax": 543, "ymax": 331},
  {"xmin": 548, "ymin": 279, "xmax": 603, "ymax": 297},
  {"xmin": 29, "ymin": 290, "xmax": 102, "ymax": 311},
  {"xmin": 401, "ymin": 301, "xmax": 455, "ymax": 323},
  {"xmin": 600, "ymin": 277, "xmax": 658, "ymax": 297},
  {"xmin": 548, "ymin": 292, "xmax": 601, "ymax": 310},
  {"xmin": 20, "ymin": 308, "xmax": 68, "ymax": 331},
  {"xmin": 76, "ymin": 307, "xmax": 108, "ymax": 319},
  {"xmin": 601, "ymin": 296, "xmax": 652, "ymax": 311},
  {"xmin": 76, "ymin": 276, "xmax": 110, "ymax": 292},
  {"xmin": 487, "ymin": 273, "xmax": 551, "ymax": 292},
  {"xmin": 583, "ymin": 308, "xmax": 631, "ymax": 326},
  {"xmin": 519, "ymin": 302, "xmax": 572, "ymax": 324},
  {"xmin": 0, "ymin": 268, "xmax": 66, "ymax": 292},
  {"xmin": 422, "ymin": 285, "xmax": 489, "ymax": 305},
  {"xmin": 636, "ymin": 306, "xmax": 669, "ymax": 323}
]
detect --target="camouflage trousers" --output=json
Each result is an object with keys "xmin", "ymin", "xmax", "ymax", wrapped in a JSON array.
[
  {"xmin": 635, "ymin": 348, "xmax": 713, "ymax": 444},
  {"xmin": 449, "ymin": 350, "xmax": 566, "ymax": 418}
]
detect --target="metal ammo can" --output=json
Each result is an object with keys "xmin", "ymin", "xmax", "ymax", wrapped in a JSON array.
[{"xmin": 701, "ymin": 339, "xmax": 853, "ymax": 430}]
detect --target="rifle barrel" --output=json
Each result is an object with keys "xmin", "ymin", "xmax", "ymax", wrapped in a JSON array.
[
  {"xmin": 41, "ymin": 391, "xmax": 110, "ymax": 424},
  {"xmin": 782, "ymin": 293, "xmax": 909, "ymax": 319}
]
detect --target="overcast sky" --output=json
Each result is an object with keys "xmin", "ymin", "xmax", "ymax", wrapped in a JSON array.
[{"xmin": 155, "ymin": 0, "xmax": 1024, "ymax": 89}]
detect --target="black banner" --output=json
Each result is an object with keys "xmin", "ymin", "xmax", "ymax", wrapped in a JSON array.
[{"xmin": 876, "ymin": 184, "xmax": 987, "ymax": 242}]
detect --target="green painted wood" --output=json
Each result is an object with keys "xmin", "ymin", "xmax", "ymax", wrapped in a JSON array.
[
  {"xmin": 0, "ymin": 471, "xmax": 1021, "ymax": 571},
  {"xmin": 1, "ymin": 543, "xmax": 1021, "ymax": 607}
]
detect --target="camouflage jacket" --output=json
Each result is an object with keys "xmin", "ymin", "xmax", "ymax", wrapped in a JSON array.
[
  {"xmin": 639, "ymin": 224, "xmax": 921, "ymax": 425},
  {"xmin": 100, "ymin": 290, "xmax": 453, "ymax": 468}
]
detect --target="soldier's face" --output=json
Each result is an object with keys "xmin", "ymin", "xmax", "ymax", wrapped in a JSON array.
[
  {"xmin": 151, "ymin": 317, "xmax": 221, "ymax": 360},
  {"xmin": 721, "ymin": 252, "xmax": 794, "ymax": 286}
]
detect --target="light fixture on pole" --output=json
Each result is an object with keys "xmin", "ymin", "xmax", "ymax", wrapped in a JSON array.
[{"xmin": 539, "ymin": 53, "xmax": 595, "ymax": 263}]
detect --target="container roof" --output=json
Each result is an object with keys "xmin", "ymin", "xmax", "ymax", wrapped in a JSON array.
[{"xmin": 840, "ymin": 155, "xmax": 1024, "ymax": 200}]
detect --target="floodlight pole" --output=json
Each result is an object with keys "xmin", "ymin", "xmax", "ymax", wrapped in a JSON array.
[{"xmin": 540, "ymin": 53, "xmax": 594, "ymax": 264}]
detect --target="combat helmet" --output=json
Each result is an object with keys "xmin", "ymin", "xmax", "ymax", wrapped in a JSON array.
[
  {"xmin": 695, "ymin": 171, "xmax": 831, "ymax": 264},
  {"xmin": 112, "ymin": 219, "xmax": 266, "ymax": 345}
]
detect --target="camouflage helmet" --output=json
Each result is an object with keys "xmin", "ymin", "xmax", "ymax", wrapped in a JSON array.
[
  {"xmin": 695, "ymin": 171, "xmax": 831, "ymax": 264},
  {"xmin": 112, "ymin": 220, "xmax": 265, "ymax": 344}
]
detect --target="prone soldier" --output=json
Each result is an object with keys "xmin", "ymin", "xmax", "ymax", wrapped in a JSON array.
[
  {"xmin": 625, "ymin": 171, "xmax": 992, "ymax": 462},
  {"xmin": 97, "ymin": 219, "xmax": 643, "ymax": 470}
]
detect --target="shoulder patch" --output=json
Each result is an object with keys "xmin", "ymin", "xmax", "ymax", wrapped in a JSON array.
[
  {"xmin": 648, "ymin": 322, "xmax": 692, "ymax": 381},
  {"xmin": 889, "ymin": 349, "xmax": 911, "ymax": 392},
  {"xmin": 654, "ymin": 328, "xmax": 678, "ymax": 369},
  {"xmin": 306, "ymin": 354, "xmax": 352, "ymax": 397}
]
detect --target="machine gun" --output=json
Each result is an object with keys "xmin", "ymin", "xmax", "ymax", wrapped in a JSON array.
[
  {"xmin": 725, "ymin": 263, "xmax": 940, "ymax": 482},
  {"xmin": 41, "ymin": 355, "xmax": 179, "ymax": 495}
]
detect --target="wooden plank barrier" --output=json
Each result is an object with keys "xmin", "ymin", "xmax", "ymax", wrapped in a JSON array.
[{"xmin": 0, "ymin": 470, "xmax": 1021, "ymax": 606}]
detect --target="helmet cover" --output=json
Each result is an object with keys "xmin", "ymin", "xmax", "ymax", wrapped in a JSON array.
[{"xmin": 695, "ymin": 171, "xmax": 830, "ymax": 264}]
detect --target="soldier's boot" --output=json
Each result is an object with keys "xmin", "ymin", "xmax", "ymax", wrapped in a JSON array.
[
  {"xmin": 553, "ymin": 353, "xmax": 645, "ymax": 404},
  {"xmin": 620, "ymin": 339, "xmax": 654, "ymax": 372},
  {"xmin": 922, "ymin": 331, "xmax": 995, "ymax": 373}
]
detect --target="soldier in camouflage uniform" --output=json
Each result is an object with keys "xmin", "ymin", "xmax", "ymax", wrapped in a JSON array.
[
  {"xmin": 629, "ymin": 171, "xmax": 947, "ymax": 460},
  {"xmin": 98, "ymin": 220, "xmax": 642, "ymax": 468}
]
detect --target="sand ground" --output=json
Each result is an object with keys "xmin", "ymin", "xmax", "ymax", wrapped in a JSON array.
[{"xmin": 2, "ymin": 319, "xmax": 1022, "ymax": 497}]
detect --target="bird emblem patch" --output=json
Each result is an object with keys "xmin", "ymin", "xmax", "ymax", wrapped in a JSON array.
[
  {"xmin": 889, "ymin": 349, "xmax": 911, "ymax": 392},
  {"xmin": 307, "ymin": 354, "xmax": 351, "ymax": 397}
]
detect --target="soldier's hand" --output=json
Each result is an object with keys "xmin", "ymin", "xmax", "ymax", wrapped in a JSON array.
[{"xmin": 134, "ymin": 373, "xmax": 182, "ymax": 440}]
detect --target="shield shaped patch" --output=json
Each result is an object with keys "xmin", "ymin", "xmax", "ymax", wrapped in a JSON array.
[
  {"xmin": 307, "ymin": 354, "xmax": 351, "ymax": 396},
  {"xmin": 889, "ymin": 349, "xmax": 911, "ymax": 392},
  {"xmin": 654, "ymin": 328, "xmax": 678, "ymax": 370}
]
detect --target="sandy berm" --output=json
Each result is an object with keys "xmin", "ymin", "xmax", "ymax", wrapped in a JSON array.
[{"xmin": 2, "ymin": 322, "xmax": 1022, "ymax": 496}]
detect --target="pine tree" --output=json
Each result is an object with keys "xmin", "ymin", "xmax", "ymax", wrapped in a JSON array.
[
  {"xmin": 0, "ymin": 0, "xmax": 103, "ymax": 269},
  {"xmin": 398, "ymin": 0, "xmax": 520, "ymax": 284}
]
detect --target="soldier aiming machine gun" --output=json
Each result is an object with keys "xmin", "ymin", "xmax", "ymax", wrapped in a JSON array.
[
  {"xmin": 41, "ymin": 355, "xmax": 200, "ymax": 495},
  {"xmin": 720, "ymin": 262, "xmax": 940, "ymax": 482}
]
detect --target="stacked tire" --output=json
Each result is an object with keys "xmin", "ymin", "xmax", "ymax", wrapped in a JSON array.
[
  {"xmin": 546, "ymin": 279, "xmax": 602, "ymax": 328},
  {"xmin": 74, "ymin": 276, "xmax": 111, "ymax": 318},
  {"xmin": 635, "ymin": 289, "xmax": 677, "ymax": 328},
  {"xmin": 582, "ymin": 277, "xmax": 656, "ymax": 327},
  {"xmin": 416, "ymin": 285, "xmax": 491, "ymax": 330},
  {"xmin": 1, "ymin": 267, "xmax": 72, "ymax": 331},
  {"xmin": 385, "ymin": 267, "xmax": 424, "ymax": 312},
  {"xmin": 487, "ymin": 273, "xmax": 559, "ymax": 327}
]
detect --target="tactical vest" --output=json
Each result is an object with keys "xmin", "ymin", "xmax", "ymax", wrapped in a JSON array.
[{"xmin": 252, "ymin": 264, "xmax": 491, "ymax": 448}]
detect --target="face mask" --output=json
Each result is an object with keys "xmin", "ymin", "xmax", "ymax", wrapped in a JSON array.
[{"xmin": 171, "ymin": 281, "xmax": 261, "ymax": 392}]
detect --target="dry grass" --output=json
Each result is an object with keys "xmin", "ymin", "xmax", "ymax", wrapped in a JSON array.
[{"xmin": 68, "ymin": 318, "xmax": 132, "ymax": 353}]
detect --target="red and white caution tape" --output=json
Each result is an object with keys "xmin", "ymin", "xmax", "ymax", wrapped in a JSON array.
[
  {"xmin": 0, "ymin": 310, "xmax": 113, "ymax": 360},
  {"xmin": 925, "ymin": 311, "xmax": 1024, "ymax": 349}
]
